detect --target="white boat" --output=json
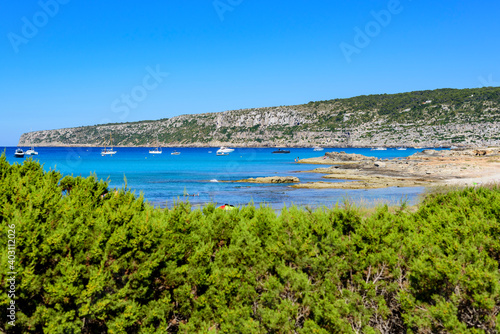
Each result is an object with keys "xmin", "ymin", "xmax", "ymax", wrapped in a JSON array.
[
  {"xmin": 25, "ymin": 135, "xmax": 38, "ymax": 155},
  {"xmin": 171, "ymin": 150, "xmax": 180, "ymax": 155},
  {"xmin": 313, "ymin": 147, "xmax": 324, "ymax": 151},
  {"xmin": 25, "ymin": 148, "xmax": 38, "ymax": 155},
  {"xmin": 396, "ymin": 147, "xmax": 407, "ymax": 151},
  {"xmin": 149, "ymin": 135, "xmax": 162, "ymax": 154},
  {"xmin": 101, "ymin": 134, "xmax": 117, "ymax": 156},
  {"xmin": 371, "ymin": 147, "xmax": 387, "ymax": 151},
  {"xmin": 14, "ymin": 148, "xmax": 25, "ymax": 158},
  {"xmin": 216, "ymin": 146, "xmax": 234, "ymax": 154},
  {"xmin": 101, "ymin": 148, "xmax": 117, "ymax": 156}
]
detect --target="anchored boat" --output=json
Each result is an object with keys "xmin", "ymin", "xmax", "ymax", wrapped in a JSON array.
[
  {"xmin": 101, "ymin": 134, "xmax": 117, "ymax": 156},
  {"xmin": 272, "ymin": 148, "xmax": 290, "ymax": 154},
  {"xmin": 149, "ymin": 135, "xmax": 162, "ymax": 154},
  {"xmin": 14, "ymin": 148, "xmax": 25, "ymax": 158},
  {"xmin": 25, "ymin": 135, "xmax": 38, "ymax": 155},
  {"xmin": 216, "ymin": 147, "xmax": 234, "ymax": 155}
]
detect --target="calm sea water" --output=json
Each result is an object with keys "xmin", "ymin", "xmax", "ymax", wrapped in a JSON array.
[{"xmin": 2, "ymin": 146, "xmax": 445, "ymax": 209}]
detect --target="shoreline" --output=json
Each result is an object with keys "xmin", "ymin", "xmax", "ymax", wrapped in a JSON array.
[
  {"xmin": 291, "ymin": 148, "xmax": 500, "ymax": 190},
  {"xmin": 11, "ymin": 144, "xmax": 479, "ymax": 149}
]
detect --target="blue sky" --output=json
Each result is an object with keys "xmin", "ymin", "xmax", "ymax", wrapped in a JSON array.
[{"xmin": 1, "ymin": 0, "xmax": 499, "ymax": 145}]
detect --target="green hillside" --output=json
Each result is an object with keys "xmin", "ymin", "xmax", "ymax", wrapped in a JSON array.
[{"xmin": 19, "ymin": 87, "xmax": 500, "ymax": 147}]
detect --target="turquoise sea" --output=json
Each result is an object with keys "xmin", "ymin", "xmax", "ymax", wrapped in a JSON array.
[{"xmin": 2, "ymin": 147, "xmax": 446, "ymax": 209}]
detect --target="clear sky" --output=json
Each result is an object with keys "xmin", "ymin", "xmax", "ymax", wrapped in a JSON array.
[{"xmin": 1, "ymin": 0, "xmax": 499, "ymax": 145}]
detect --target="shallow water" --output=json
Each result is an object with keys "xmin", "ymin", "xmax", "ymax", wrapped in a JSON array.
[{"xmin": 2, "ymin": 146, "xmax": 445, "ymax": 209}]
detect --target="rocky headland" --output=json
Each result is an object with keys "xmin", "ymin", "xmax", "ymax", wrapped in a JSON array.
[{"xmin": 19, "ymin": 87, "xmax": 500, "ymax": 148}]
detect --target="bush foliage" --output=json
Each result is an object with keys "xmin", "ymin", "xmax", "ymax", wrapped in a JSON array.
[{"xmin": 1, "ymin": 155, "xmax": 500, "ymax": 333}]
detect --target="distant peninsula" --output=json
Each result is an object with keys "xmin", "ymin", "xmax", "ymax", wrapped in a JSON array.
[{"xmin": 19, "ymin": 87, "xmax": 500, "ymax": 148}]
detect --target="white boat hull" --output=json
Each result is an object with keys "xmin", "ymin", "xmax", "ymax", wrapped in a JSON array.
[
  {"xmin": 101, "ymin": 151, "xmax": 117, "ymax": 156},
  {"xmin": 217, "ymin": 147, "xmax": 234, "ymax": 154},
  {"xmin": 14, "ymin": 148, "xmax": 25, "ymax": 158}
]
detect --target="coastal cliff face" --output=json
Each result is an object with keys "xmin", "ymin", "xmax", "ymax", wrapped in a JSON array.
[{"xmin": 19, "ymin": 87, "xmax": 500, "ymax": 147}]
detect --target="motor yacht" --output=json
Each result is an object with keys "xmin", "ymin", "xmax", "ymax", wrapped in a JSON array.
[
  {"xmin": 14, "ymin": 148, "xmax": 25, "ymax": 158},
  {"xmin": 217, "ymin": 147, "xmax": 234, "ymax": 155},
  {"xmin": 272, "ymin": 148, "xmax": 290, "ymax": 154}
]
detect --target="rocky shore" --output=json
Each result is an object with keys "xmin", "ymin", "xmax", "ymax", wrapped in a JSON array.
[
  {"xmin": 292, "ymin": 148, "xmax": 500, "ymax": 189},
  {"xmin": 228, "ymin": 176, "xmax": 300, "ymax": 184}
]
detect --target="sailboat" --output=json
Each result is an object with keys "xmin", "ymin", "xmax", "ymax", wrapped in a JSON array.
[
  {"xmin": 149, "ymin": 135, "xmax": 162, "ymax": 154},
  {"xmin": 25, "ymin": 132, "xmax": 38, "ymax": 155},
  {"xmin": 101, "ymin": 134, "xmax": 117, "ymax": 156},
  {"xmin": 25, "ymin": 143, "xmax": 38, "ymax": 155}
]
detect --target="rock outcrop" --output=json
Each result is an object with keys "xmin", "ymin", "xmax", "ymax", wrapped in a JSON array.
[
  {"xmin": 233, "ymin": 176, "xmax": 300, "ymax": 183},
  {"xmin": 293, "ymin": 147, "xmax": 500, "ymax": 189}
]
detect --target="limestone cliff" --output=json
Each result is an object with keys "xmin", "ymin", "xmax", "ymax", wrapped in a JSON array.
[{"xmin": 18, "ymin": 87, "xmax": 500, "ymax": 147}]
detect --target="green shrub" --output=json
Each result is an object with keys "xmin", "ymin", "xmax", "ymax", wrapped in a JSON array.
[{"xmin": 1, "ymin": 156, "xmax": 499, "ymax": 333}]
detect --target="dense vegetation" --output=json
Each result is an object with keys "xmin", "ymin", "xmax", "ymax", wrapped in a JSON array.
[
  {"xmin": 1, "ymin": 156, "xmax": 500, "ymax": 333},
  {"xmin": 310, "ymin": 87, "xmax": 500, "ymax": 129}
]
